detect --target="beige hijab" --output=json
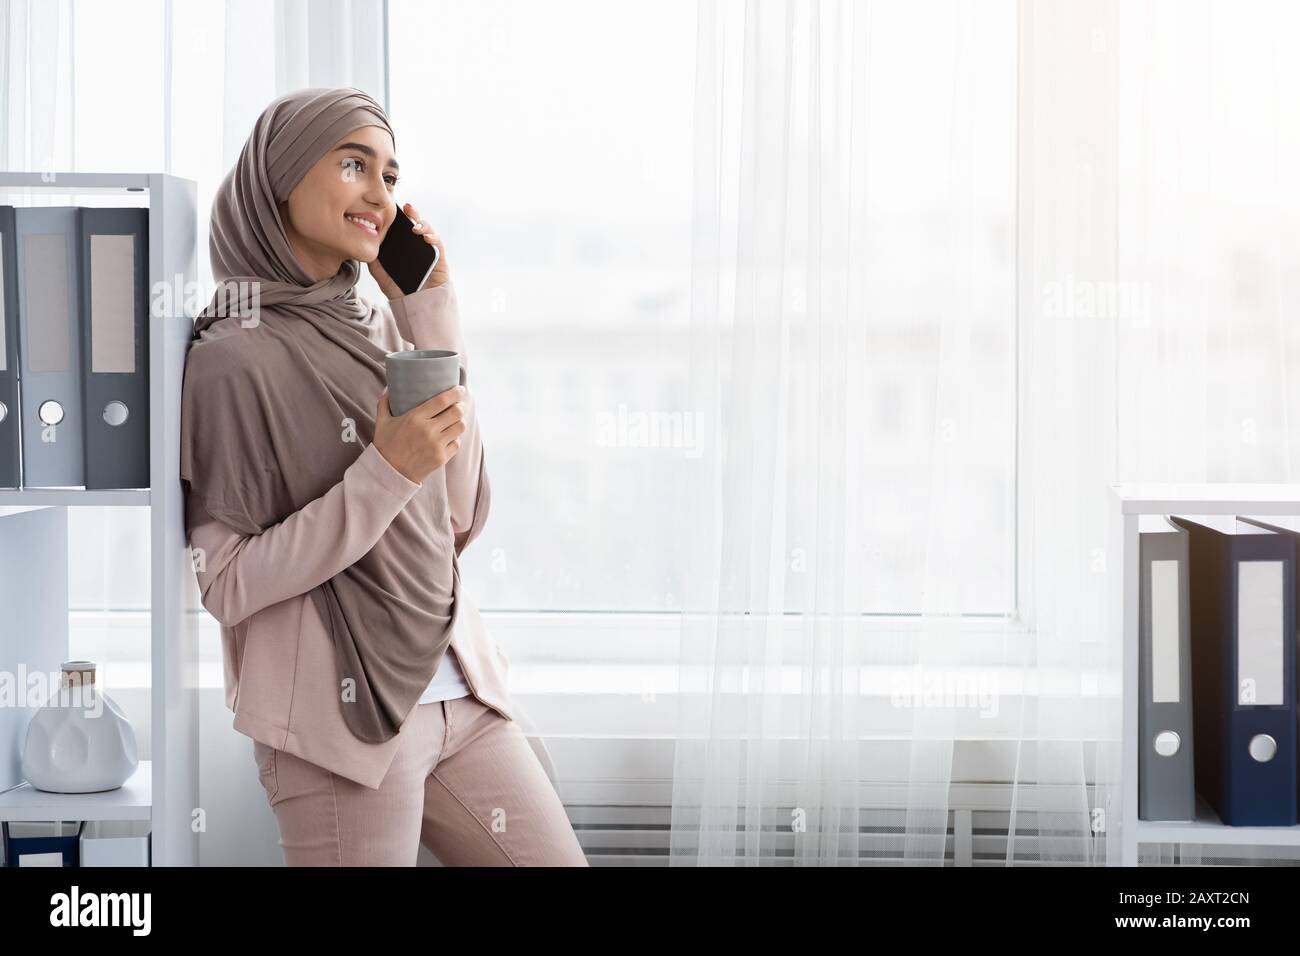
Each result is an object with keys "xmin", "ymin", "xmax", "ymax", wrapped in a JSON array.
[{"xmin": 179, "ymin": 87, "xmax": 489, "ymax": 744}]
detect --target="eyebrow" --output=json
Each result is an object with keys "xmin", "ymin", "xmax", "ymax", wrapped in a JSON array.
[{"xmin": 334, "ymin": 142, "xmax": 400, "ymax": 172}]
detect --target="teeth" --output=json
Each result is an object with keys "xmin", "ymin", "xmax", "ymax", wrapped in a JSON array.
[{"xmin": 345, "ymin": 214, "xmax": 377, "ymax": 232}]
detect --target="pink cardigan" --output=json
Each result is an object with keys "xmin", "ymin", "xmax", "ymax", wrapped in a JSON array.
[{"xmin": 184, "ymin": 281, "xmax": 514, "ymax": 790}]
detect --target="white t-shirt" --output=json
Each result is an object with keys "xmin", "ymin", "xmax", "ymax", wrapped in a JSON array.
[{"xmin": 417, "ymin": 645, "xmax": 472, "ymax": 704}]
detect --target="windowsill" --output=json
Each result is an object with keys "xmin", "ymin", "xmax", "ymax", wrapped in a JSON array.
[{"xmin": 68, "ymin": 609, "xmax": 1109, "ymax": 701}]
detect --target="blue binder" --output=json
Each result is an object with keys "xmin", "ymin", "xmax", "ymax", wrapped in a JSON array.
[{"xmin": 1171, "ymin": 515, "xmax": 1297, "ymax": 826}]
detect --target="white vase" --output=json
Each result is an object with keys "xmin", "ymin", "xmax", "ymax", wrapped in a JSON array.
[{"xmin": 22, "ymin": 661, "xmax": 139, "ymax": 793}]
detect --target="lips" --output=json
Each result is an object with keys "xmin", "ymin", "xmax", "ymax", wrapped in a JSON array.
[{"xmin": 344, "ymin": 211, "xmax": 381, "ymax": 234}]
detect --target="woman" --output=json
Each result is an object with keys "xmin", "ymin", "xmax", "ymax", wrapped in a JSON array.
[{"xmin": 178, "ymin": 87, "xmax": 587, "ymax": 866}]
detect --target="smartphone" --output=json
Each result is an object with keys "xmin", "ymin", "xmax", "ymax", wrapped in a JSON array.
[{"xmin": 377, "ymin": 204, "xmax": 440, "ymax": 295}]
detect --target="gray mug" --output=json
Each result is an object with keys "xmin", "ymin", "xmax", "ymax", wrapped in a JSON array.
[{"xmin": 384, "ymin": 348, "xmax": 467, "ymax": 416}]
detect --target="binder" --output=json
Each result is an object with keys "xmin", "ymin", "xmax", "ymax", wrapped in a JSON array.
[
  {"xmin": 1138, "ymin": 515, "xmax": 1195, "ymax": 821},
  {"xmin": 14, "ymin": 206, "xmax": 84, "ymax": 488},
  {"xmin": 79, "ymin": 208, "xmax": 149, "ymax": 489},
  {"xmin": 0, "ymin": 206, "xmax": 20, "ymax": 488},
  {"xmin": 1238, "ymin": 515, "xmax": 1300, "ymax": 820},
  {"xmin": 1171, "ymin": 515, "xmax": 1297, "ymax": 825}
]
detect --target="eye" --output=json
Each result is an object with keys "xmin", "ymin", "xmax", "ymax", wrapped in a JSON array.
[{"xmin": 342, "ymin": 157, "xmax": 397, "ymax": 188}]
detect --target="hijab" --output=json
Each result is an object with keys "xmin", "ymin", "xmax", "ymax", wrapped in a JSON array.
[{"xmin": 179, "ymin": 87, "xmax": 488, "ymax": 743}]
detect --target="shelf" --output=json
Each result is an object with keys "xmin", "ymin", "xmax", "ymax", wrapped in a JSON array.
[
  {"xmin": 1135, "ymin": 795, "xmax": 1300, "ymax": 847},
  {"xmin": 1111, "ymin": 483, "xmax": 1300, "ymax": 515},
  {"xmin": 0, "ymin": 172, "xmax": 153, "ymax": 192},
  {"xmin": 0, "ymin": 489, "xmax": 151, "ymax": 507},
  {"xmin": 0, "ymin": 172, "xmax": 198, "ymax": 865},
  {"xmin": 1116, "ymin": 484, "xmax": 1300, "ymax": 864},
  {"xmin": 0, "ymin": 761, "xmax": 151, "ymax": 823}
]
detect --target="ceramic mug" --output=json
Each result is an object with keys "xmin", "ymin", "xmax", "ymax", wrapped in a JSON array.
[{"xmin": 384, "ymin": 348, "xmax": 467, "ymax": 416}]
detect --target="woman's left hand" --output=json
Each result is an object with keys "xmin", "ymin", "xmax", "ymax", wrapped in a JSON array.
[{"xmin": 369, "ymin": 201, "xmax": 451, "ymax": 298}]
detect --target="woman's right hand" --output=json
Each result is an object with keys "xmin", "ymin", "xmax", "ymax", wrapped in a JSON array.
[{"xmin": 372, "ymin": 385, "xmax": 467, "ymax": 484}]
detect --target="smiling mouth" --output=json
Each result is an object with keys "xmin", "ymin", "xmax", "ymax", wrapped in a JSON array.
[{"xmin": 344, "ymin": 213, "xmax": 380, "ymax": 235}]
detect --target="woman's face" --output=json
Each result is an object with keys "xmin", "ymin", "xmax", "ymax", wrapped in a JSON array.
[{"xmin": 279, "ymin": 124, "xmax": 400, "ymax": 281}]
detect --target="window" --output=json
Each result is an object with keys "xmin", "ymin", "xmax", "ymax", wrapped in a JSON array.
[
  {"xmin": 387, "ymin": 0, "xmax": 1018, "ymax": 616},
  {"xmin": 387, "ymin": 0, "xmax": 698, "ymax": 612}
]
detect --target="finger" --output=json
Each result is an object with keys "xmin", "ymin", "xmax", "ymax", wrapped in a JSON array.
[
  {"xmin": 406, "ymin": 209, "xmax": 435, "ymax": 237},
  {"xmin": 412, "ymin": 384, "xmax": 465, "ymax": 417},
  {"xmin": 430, "ymin": 400, "xmax": 465, "ymax": 427},
  {"xmin": 432, "ymin": 412, "xmax": 467, "ymax": 436}
]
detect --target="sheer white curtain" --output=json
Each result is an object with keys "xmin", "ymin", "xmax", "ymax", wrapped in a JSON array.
[
  {"xmin": 671, "ymin": 0, "xmax": 1026, "ymax": 866},
  {"xmin": 671, "ymin": 0, "xmax": 1300, "ymax": 866}
]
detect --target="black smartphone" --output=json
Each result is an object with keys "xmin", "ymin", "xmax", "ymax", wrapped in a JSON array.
[{"xmin": 377, "ymin": 204, "xmax": 440, "ymax": 295}]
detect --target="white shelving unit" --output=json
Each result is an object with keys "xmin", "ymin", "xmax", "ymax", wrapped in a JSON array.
[
  {"xmin": 0, "ymin": 762, "xmax": 152, "ymax": 822},
  {"xmin": 0, "ymin": 172, "xmax": 199, "ymax": 866},
  {"xmin": 1112, "ymin": 482, "xmax": 1300, "ymax": 866}
]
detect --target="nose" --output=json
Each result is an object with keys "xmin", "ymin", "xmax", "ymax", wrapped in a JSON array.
[{"xmin": 361, "ymin": 174, "xmax": 387, "ymax": 209}]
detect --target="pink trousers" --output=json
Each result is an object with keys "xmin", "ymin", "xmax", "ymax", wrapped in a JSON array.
[{"xmin": 252, "ymin": 694, "xmax": 588, "ymax": 866}]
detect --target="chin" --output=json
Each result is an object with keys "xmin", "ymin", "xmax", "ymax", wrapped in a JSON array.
[{"xmin": 341, "ymin": 236, "xmax": 381, "ymax": 262}]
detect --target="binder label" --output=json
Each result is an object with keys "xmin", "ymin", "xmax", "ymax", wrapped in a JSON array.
[{"xmin": 1238, "ymin": 560, "xmax": 1285, "ymax": 706}]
